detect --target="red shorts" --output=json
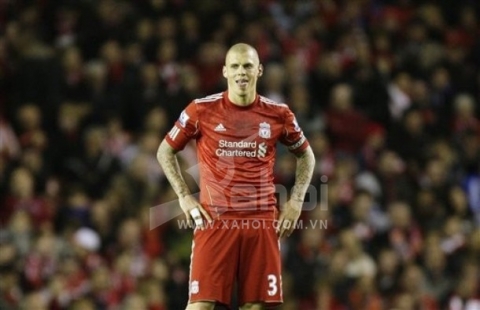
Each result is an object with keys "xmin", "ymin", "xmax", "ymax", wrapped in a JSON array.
[{"xmin": 188, "ymin": 219, "xmax": 283, "ymax": 308}]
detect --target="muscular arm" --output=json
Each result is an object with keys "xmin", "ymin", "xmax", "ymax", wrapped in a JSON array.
[
  {"xmin": 156, "ymin": 139, "xmax": 191, "ymax": 198},
  {"xmin": 157, "ymin": 139, "xmax": 212, "ymax": 227},
  {"xmin": 290, "ymin": 145, "xmax": 316, "ymax": 202},
  {"xmin": 278, "ymin": 145, "xmax": 315, "ymax": 237}
]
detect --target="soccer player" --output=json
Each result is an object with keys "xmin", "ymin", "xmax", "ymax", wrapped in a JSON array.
[{"xmin": 157, "ymin": 43, "xmax": 315, "ymax": 310}]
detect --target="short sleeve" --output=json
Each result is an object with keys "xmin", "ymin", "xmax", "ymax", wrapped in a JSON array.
[
  {"xmin": 165, "ymin": 102, "xmax": 199, "ymax": 151},
  {"xmin": 279, "ymin": 108, "xmax": 309, "ymax": 154}
]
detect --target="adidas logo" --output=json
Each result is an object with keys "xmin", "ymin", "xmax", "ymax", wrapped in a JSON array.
[{"xmin": 214, "ymin": 123, "xmax": 226, "ymax": 132}]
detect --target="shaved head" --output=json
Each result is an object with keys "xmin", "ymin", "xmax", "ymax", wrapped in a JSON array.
[
  {"xmin": 225, "ymin": 43, "xmax": 260, "ymax": 65},
  {"xmin": 223, "ymin": 43, "xmax": 263, "ymax": 105}
]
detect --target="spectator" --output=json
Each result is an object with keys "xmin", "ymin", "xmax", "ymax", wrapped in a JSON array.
[
  {"xmin": 375, "ymin": 247, "xmax": 400, "ymax": 302},
  {"xmin": 388, "ymin": 106, "xmax": 431, "ymax": 165},
  {"xmin": 374, "ymin": 150, "xmax": 414, "ymax": 206},
  {"xmin": 396, "ymin": 264, "xmax": 439, "ymax": 309},
  {"xmin": 287, "ymin": 83, "xmax": 323, "ymax": 134},
  {"xmin": 325, "ymin": 83, "xmax": 370, "ymax": 154},
  {"xmin": 421, "ymin": 240, "xmax": 452, "ymax": 303},
  {"xmin": 15, "ymin": 104, "xmax": 48, "ymax": 151},
  {"xmin": 260, "ymin": 62, "xmax": 286, "ymax": 104},
  {"xmin": 285, "ymin": 223, "xmax": 329, "ymax": 303},
  {"xmin": 376, "ymin": 201, "xmax": 422, "ymax": 263},
  {"xmin": 451, "ymin": 93, "xmax": 480, "ymax": 137},
  {"xmin": 1, "ymin": 166, "xmax": 52, "ymax": 229},
  {"xmin": 447, "ymin": 261, "xmax": 480, "ymax": 310},
  {"xmin": 348, "ymin": 190, "xmax": 388, "ymax": 250},
  {"xmin": 61, "ymin": 126, "xmax": 120, "ymax": 199},
  {"xmin": 339, "ymin": 229, "xmax": 377, "ymax": 280},
  {"xmin": 60, "ymin": 46, "xmax": 89, "ymax": 103},
  {"xmin": 359, "ymin": 122, "xmax": 386, "ymax": 171},
  {"xmin": 347, "ymin": 275, "xmax": 383, "ymax": 310},
  {"xmin": 0, "ymin": 117, "xmax": 20, "ymax": 161},
  {"xmin": 387, "ymin": 71, "xmax": 412, "ymax": 121}
]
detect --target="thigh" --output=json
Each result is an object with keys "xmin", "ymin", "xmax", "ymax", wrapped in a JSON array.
[
  {"xmin": 189, "ymin": 220, "xmax": 240, "ymax": 306},
  {"xmin": 185, "ymin": 301, "xmax": 216, "ymax": 310},
  {"xmin": 239, "ymin": 303, "xmax": 265, "ymax": 310},
  {"xmin": 237, "ymin": 221, "xmax": 283, "ymax": 307}
]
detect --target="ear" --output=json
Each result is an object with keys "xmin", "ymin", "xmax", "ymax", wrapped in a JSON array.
[
  {"xmin": 222, "ymin": 66, "xmax": 227, "ymax": 78},
  {"xmin": 258, "ymin": 64, "xmax": 264, "ymax": 77}
]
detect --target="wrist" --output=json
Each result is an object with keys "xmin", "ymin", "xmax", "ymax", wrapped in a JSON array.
[
  {"xmin": 178, "ymin": 193, "xmax": 191, "ymax": 199},
  {"xmin": 290, "ymin": 184, "xmax": 306, "ymax": 202},
  {"xmin": 288, "ymin": 199, "xmax": 303, "ymax": 210}
]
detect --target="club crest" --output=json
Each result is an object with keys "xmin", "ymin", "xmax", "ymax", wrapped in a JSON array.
[
  {"xmin": 190, "ymin": 280, "xmax": 199, "ymax": 294},
  {"xmin": 178, "ymin": 110, "xmax": 189, "ymax": 127},
  {"xmin": 259, "ymin": 122, "xmax": 271, "ymax": 139}
]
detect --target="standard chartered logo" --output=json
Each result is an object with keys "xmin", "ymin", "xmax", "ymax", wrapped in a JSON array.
[
  {"xmin": 257, "ymin": 142, "xmax": 267, "ymax": 157},
  {"xmin": 216, "ymin": 140, "xmax": 267, "ymax": 158}
]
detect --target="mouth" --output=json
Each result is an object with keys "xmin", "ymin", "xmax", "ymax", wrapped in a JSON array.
[{"xmin": 236, "ymin": 79, "xmax": 248, "ymax": 88}]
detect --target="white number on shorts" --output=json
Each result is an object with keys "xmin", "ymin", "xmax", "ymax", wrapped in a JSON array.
[{"xmin": 267, "ymin": 274, "xmax": 277, "ymax": 296}]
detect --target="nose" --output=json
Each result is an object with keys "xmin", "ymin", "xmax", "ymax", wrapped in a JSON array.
[{"xmin": 237, "ymin": 66, "xmax": 246, "ymax": 74}]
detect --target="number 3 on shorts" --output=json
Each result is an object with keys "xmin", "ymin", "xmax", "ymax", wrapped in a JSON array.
[{"xmin": 267, "ymin": 274, "xmax": 278, "ymax": 296}]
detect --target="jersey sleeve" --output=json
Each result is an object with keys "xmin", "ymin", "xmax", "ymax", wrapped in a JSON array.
[
  {"xmin": 165, "ymin": 102, "xmax": 199, "ymax": 151},
  {"xmin": 279, "ymin": 108, "xmax": 309, "ymax": 154}
]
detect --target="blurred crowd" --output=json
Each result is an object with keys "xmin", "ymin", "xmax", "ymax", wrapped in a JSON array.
[{"xmin": 1, "ymin": 0, "xmax": 480, "ymax": 309}]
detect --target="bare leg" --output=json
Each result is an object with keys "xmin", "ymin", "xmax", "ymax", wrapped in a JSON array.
[
  {"xmin": 239, "ymin": 303, "xmax": 265, "ymax": 310},
  {"xmin": 186, "ymin": 301, "xmax": 216, "ymax": 310}
]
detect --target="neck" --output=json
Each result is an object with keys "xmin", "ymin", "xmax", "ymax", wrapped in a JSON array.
[{"xmin": 228, "ymin": 92, "xmax": 256, "ymax": 106}]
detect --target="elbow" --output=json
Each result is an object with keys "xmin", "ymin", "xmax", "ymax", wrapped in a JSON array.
[
  {"xmin": 307, "ymin": 147, "xmax": 316, "ymax": 167},
  {"xmin": 297, "ymin": 145, "xmax": 315, "ymax": 162},
  {"xmin": 157, "ymin": 140, "xmax": 175, "ymax": 163},
  {"xmin": 306, "ymin": 145, "xmax": 315, "ymax": 161}
]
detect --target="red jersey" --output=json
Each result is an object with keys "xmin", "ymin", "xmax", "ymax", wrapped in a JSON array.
[{"xmin": 165, "ymin": 91, "xmax": 309, "ymax": 219}]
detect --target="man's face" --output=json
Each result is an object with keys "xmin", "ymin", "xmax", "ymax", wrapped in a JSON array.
[{"xmin": 223, "ymin": 50, "xmax": 263, "ymax": 98}]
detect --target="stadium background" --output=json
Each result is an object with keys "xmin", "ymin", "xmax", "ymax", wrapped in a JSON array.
[{"xmin": 1, "ymin": 0, "xmax": 480, "ymax": 309}]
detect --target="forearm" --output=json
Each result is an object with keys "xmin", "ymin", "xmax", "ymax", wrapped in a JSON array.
[
  {"xmin": 157, "ymin": 140, "xmax": 191, "ymax": 198},
  {"xmin": 290, "ymin": 146, "xmax": 315, "ymax": 202}
]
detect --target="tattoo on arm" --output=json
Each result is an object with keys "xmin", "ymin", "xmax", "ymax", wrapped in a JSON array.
[
  {"xmin": 290, "ymin": 146, "xmax": 315, "ymax": 202},
  {"xmin": 157, "ymin": 140, "xmax": 191, "ymax": 198}
]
